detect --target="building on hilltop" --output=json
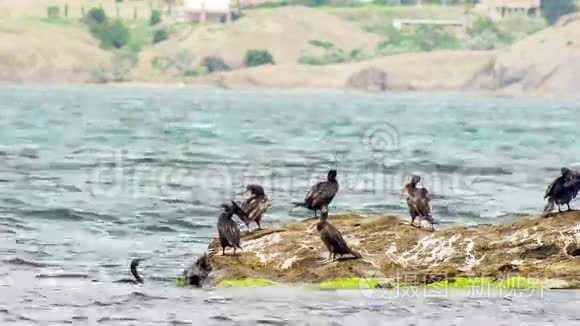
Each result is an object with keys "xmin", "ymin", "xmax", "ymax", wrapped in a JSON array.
[
  {"xmin": 474, "ymin": 0, "xmax": 541, "ymax": 19},
  {"xmin": 176, "ymin": 0, "xmax": 241, "ymax": 23}
]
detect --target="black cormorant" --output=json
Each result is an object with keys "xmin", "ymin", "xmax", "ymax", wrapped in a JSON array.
[
  {"xmin": 217, "ymin": 204, "xmax": 242, "ymax": 255},
  {"xmin": 317, "ymin": 210, "xmax": 361, "ymax": 262},
  {"xmin": 403, "ymin": 175, "xmax": 422, "ymax": 225},
  {"xmin": 295, "ymin": 169, "xmax": 339, "ymax": 217},
  {"xmin": 114, "ymin": 258, "xmax": 145, "ymax": 284},
  {"xmin": 232, "ymin": 184, "xmax": 271, "ymax": 232},
  {"xmin": 411, "ymin": 187, "xmax": 435, "ymax": 230},
  {"xmin": 543, "ymin": 168, "xmax": 580, "ymax": 214}
]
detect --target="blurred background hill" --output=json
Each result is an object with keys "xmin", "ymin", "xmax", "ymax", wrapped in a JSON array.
[{"xmin": 0, "ymin": 0, "xmax": 578, "ymax": 97}]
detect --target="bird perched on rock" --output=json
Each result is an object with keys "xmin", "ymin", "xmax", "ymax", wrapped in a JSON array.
[
  {"xmin": 403, "ymin": 175, "xmax": 423, "ymax": 225},
  {"xmin": 217, "ymin": 204, "xmax": 242, "ymax": 255},
  {"xmin": 317, "ymin": 209, "xmax": 361, "ymax": 262},
  {"xmin": 295, "ymin": 169, "xmax": 339, "ymax": 218},
  {"xmin": 543, "ymin": 168, "xmax": 580, "ymax": 215},
  {"xmin": 411, "ymin": 187, "xmax": 435, "ymax": 230},
  {"xmin": 403, "ymin": 175, "xmax": 421, "ymax": 200},
  {"xmin": 180, "ymin": 253, "xmax": 213, "ymax": 287},
  {"xmin": 232, "ymin": 184, "xmax": 270, "ymax": 232}
]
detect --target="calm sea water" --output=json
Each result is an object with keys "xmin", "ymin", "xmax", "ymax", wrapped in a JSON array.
[{"xmin": 1, "ymin": 85, "xmax": 579, "ymax": 325}]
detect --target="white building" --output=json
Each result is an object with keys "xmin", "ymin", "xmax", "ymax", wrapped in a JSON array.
[
  {"xmin": 177, "ymin": 0, "xmax": 239, "ymax": 23},
  {"xmin": 475, "ymin": 0, "xmax": 541, "ymax": 19}
]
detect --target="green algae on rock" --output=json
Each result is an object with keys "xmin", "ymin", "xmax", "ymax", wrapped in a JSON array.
[
  {"xmin": 207, "ymin": 212, "xmax": 580, "ymax": 288},
  {"xmin": 176, "ymin": 278, "xmax": 186, "ymax": 287},
  {"xmin": 217, "ymin": 278, "xmax": 278, "ymax": 288},
  {"xmin": 314, "ymin": 278, "xmax": 386, "ymax": 290}
]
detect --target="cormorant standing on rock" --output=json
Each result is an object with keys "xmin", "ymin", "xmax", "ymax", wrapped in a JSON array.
[
  {"xmin": 412, "ymin": 187, "xmax": 435, "ymax": 230},
  {"xmin": 182, "ymin": 253, "xmax": 212, "ymax": 287},
  {"xmin": 543, "ymin": 168, "xmax": 580, "ymax": 215},
  {"xmin": 403, "ymin": 175, "xmax": 422, "ymax": 225},
  {"xmin": 295, "ymin": 170, "xmax": 339, "ymax": 218},
  {"xmin": 217, "ymin": 204, "xmax": 242, "ymax": 255},
  {"xmin": 317, "ymin": 210, "xmax": 361, "ymax": 262},
  {"xmin": 403, "ymin": 175, "xmax": 421, "ymax": 200},
  {"xmin": 232, "ymin": 184, "xmax": 270, "ymax": 232},
  {"xmin": 114, "ymin": 258, "xmax": 145, "ymax": 284}
]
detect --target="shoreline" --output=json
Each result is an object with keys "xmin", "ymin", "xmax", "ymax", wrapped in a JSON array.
[{"xmin": 1, "ymin": 80, "xmax": 576, "ymax": 101}]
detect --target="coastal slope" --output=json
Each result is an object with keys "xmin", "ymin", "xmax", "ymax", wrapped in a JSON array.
[
  {"xmin": 0, "ymin": 18, "xmax": 110, "ymax": 83},
  {"xmin": 2, "ymin": 5, "xmax": 580, "ymax": 98},
  {"xmin": 190, "ymin": 51, "xmax": 496, "ymax": 92},
  {"xmin": 466, "ymin": 13, "xmax": 580, "ymax": 97},
  {"xmin": 208, "ymin": 212, "xmax": 580, "ymax": 287}
]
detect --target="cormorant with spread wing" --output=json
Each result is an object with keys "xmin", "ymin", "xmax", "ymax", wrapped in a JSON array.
[{"xmin": 232, "ymin": 184, "xmax": 270, "ymax": 232}]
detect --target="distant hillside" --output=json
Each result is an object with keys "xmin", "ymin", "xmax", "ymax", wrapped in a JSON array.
[
  {"xmin": 466, "ymin": 13, "xmax": 580, "ymax": 97},
  {"xmin": 1, "ymin": 3, "xmax": 579, "ymax": 99},
  {"xmin": 0, "ymin": 18, "xmax": 110, "ymax": 83},
  {"xmin": 189, "ymin": 50, "xmax": 496, "ymax": 92},
  {"xmin": 0, "ymin": 0, "xmax": 157, "ymax": 19},
  {"xmin": 137, "ymin": 6, "xmax": 380, "ymax": 74}
]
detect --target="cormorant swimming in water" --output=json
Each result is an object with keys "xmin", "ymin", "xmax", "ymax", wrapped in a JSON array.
[
  {"xmin": 114, "ymin": 258, "xmax": 145, "ymax": 284},
  {"xmin": 217, "ymin": 204, "xmax": 243, "ymax": 256},
  {"xmin": 317, "ymin": 209, "xmax": 361, "ymax": 262},
  {"xmin": 182, "ymin": 253, "xmax": 213, "ymax": 287},
  {"xmin": 295, "ymin": 169, "xmax": 339, "ymax": 218},
  {"xmin": 543, "ymin": 168, "xmax": 580, "ymax": 215},
  {"xmin": 232, "ymin": 184, "xmax": 271, "ymax": 232}
]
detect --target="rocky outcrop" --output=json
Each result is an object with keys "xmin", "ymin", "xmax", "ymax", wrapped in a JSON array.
[
  {"xmin": 465, "ymin": 13, "xmax": 580, "ymax": 97},
  {"xmin": 208, "ymin": 211, "xmax": 580, "ymax": 287},
  {"xmin": 345, "ymin": 67, "xmax": 388, "ymax": 92}
]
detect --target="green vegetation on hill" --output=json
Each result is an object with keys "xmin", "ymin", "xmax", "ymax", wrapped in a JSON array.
[
  {"xmin": 84, "ymin": 8, "xmax": 130, "ymax": 49},
  {"xmin": 323, "ymin": 4, "xmax": 466, "ymax": 35},
  {"xmin": 244, "ymin": 49, "xmax": 275, "ymax": 67},
  {"xmin": 0, "ymin": 1, "xmax": 564, "ymax": 84},
  {"xmin": 299, "ymin": 40, "xmax": 369, "ymax": 65}
]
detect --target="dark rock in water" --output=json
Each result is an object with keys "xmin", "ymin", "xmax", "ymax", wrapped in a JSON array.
[
  {"xmin": 521, "ymin": 244, "xmax": 560, "ymax": 260},
  {"xmin": 182, "ymin": 253, "xmax": 213, "ymax": 287},
  {"xmin": 345, "ymin": 67, "xmax": 387, "ymax": 92}
]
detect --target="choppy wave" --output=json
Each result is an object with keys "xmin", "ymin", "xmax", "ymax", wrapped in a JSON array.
[
  {"xmin": 1, "ymin": 87, "xmax": 580, "ymax": 324},
  {"xmin": 3, "ymin": 257, "xmax": 51, "ymax": 268}
]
